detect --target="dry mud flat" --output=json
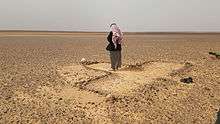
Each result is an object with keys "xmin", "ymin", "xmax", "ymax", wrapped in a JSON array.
[
  {"xmin": 41, "ymin": 60, "xmax": 218, "ymax": 123},
  {"xmin": 0, "ymin": 33, "xmax": 220, "ymax": 123},
  {"xmin": 52, "ymin": 61, "xmax": 186, "ymax": 123}
]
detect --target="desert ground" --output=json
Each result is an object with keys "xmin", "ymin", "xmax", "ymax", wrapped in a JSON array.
[{"xmin": 0, "ymin": 32, "xmax": 220, "ymax": 123}]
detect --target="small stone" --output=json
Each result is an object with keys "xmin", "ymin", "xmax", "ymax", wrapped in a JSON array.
[
  {"xmin": 80, "ymin": 58, "xmax": 86, "ymax": 64},
  {"xmin": 180, "ymin": 77, "xmax": 193, "ymax": 84},
  {"xmin": 106, "ymin": 94, "xmax": 112, "ymax": 100},
  {"xmin": 204, "ymin": 87, "xmax": 211, "ymax": 91}
]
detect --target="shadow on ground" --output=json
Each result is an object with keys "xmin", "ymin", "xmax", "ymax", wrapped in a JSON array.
[{"xmin": 216, "ymin": 109, "xmax": 220, "ymax": 124}]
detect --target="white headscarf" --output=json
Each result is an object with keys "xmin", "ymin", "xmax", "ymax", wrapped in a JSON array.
[{"xmin": 110, "ymin": 23, "xmax": 123, "ymax": 48}]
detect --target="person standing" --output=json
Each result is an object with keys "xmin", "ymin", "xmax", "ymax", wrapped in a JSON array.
[{"xmin": 106, "ymin": 23, "xmax": 123, "ymax": 71}]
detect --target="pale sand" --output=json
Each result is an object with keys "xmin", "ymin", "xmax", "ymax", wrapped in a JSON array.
[{"xmin": 0, "ymin": 32, "xmax": 220, "ymax": 123}]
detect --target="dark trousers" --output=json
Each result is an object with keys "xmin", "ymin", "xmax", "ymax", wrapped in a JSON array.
[{"xmin": 110, "ymin": 51, "xmax": 122, "ymax": 69}]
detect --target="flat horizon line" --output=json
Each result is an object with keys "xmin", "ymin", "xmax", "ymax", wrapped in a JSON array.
[{"xmin": 1, "ymin": 30, "xmax": 220, "ymax": 35}]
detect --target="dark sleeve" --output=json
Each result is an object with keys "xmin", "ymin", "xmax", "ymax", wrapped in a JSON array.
[{"xmin": 107, "ymin": 32, "xmax": 113, "ymax": 43}]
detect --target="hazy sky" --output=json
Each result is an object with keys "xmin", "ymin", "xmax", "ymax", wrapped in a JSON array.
[{"xmin": 0, "ymin": 0, "xmax": 220, "ymax": 32}]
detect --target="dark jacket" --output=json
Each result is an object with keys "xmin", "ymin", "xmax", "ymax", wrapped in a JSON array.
[{"xmin": 106, "ymin": 31, "xmax": 121, "ymax": 51}]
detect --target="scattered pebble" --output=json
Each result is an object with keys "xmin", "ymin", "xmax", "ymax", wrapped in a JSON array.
[{"xmin": 180, "ymin": 77, "xmax": 193, "ymax": 84}]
